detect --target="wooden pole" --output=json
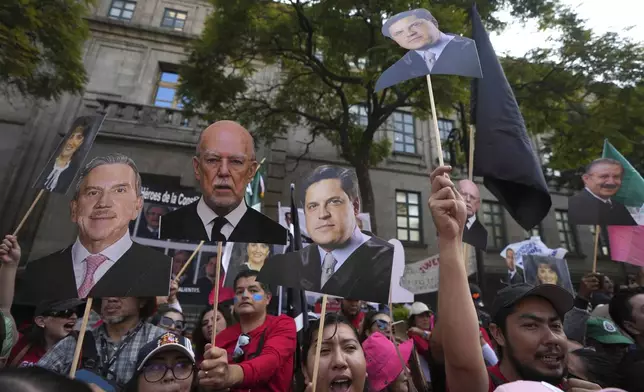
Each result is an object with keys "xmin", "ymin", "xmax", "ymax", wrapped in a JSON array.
[
  {"xmin": 211, "ymin": 241, "xmax": 224, "ymax": 345},
  {"xmin": 173, "ymin": 240, "xmax": 205, "ymax": 284},
  {"xmin": 12, "ymin": 189, "xmax": 45, "ymax": 236},
  {"xmin": 592, "ymin": 225, "xmax": 600, "ymax": 273},
  {"xmin": 425, "ymin": 75, "xmax": 444, "ymax": 167},
  {"xmin": 462, "ymin": 125, "xmax": 476, "ymax": 276},
  {"xmin": 311, "ymin": 295, "xmax": 328, "ymax": 392},
  {"xmin": 69, "ymin": 297, "xmax": 93, "ymax": 379}
]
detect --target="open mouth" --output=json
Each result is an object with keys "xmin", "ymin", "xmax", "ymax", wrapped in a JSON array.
[
  {"xmin": 330, "ymin": 376, "xmax": 352, "ymax": 392},
  {"xmin": 538, "ymin": 354, "xmax": 563, "ymax": 368},
  {"xmin": 64, "ymin": 321, "xmax": 76, "ymax": 332}
]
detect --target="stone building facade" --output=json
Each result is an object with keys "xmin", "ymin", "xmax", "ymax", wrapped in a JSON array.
[{"xmin": 0, "ymin": 0, "xmax": 629, "ymax": 308}]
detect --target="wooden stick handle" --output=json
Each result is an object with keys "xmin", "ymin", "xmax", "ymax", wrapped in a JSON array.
[
  {"xmin": 311, "ymin": 295, "xmax": 328, "ymax": 392},
  {"xmin": 13, "ymin": 189, "xmax": 45, "ymax": 236},
  {"xmin": 592, "ymin": 225, "xmax": 600, "ymax": 273},
  {"xmin": 468, "ymin": 125, "xmax": 475, "ymax": 180},
  {"xmin": 173, "ymin": 241, "xmax": 205, "ymax": 283},
  {"xmin": 211, "ymin": 241, "xmax": 224, "ymax": 345},
  {"xmin": 425, "ymin": 75, "xmax": 444, "ymax": 167},
  {"xmin": 69, "ymin": 297, "xmax": 93, "ymax": 379}
]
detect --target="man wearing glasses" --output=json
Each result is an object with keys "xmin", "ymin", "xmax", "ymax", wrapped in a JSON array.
[
  {"xmin": 159, "ymin": 121, "xmax": 287, "ymax": 245},
  {"xmin": 458, "ymin": 179, "xmax": 487, "ymax": 250},
  {"xmin": 198, "ymin": 270, "xmax": 297, "ymax": 392}
]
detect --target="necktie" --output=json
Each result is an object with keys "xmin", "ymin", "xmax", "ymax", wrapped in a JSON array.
[
  {"xmin": 424, "ymin": 51, "xmax": 436, "ymax": 70},
  {"xmin": 210, "ymin": 216, "xmax": 228, "ymax": 243},
  {"xmin": 321, "ymin": 252, "xmax": 337, "ymax": 288},
  {"xmin": 78, "ymin": 254, "xmax": 108, "ymax": 298}
]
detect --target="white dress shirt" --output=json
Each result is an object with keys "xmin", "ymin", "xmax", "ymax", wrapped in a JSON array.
[
  {"xmin": 415, "ymin": 33, "xmax": 455, "ymax": 71},
  {"xmin": 466, "ymin": 215, "xmax": 476, "ymax": 230},
  {"xmin": 196, "ymin": 197, "xmax": 248, "ymax": 241},
  {"xmin": 317, "ymin": 227, "xmax": 371, "ymax": 274},
  {"xmin": 44, "ymin": 161, "xmax": 70, "ymax": 191},
  {"xmin": 585, "ymin": 187, "xmax": 612, "ymax": 204},
  {"xmin": 72, "ymin": 232, "xmax": 133, "ymax": 291}
]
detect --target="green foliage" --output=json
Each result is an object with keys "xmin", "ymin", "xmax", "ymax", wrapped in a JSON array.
[
  {"xmin": 0, "ymin": 0, "xmax": 93, "ymax": 100},
  {"xmin": 392, "ymin": 304, "xmax": 410, "ymax": 322}
]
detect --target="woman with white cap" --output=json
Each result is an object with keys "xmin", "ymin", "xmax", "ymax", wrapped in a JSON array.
[{"xmin": 407, "ymin": 302, "xmax": 433, "ymax": 383}]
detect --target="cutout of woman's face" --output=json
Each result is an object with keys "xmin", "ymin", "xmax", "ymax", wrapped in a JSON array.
[
  {"xmin": 305, "ymin": 324, "xmax": 367, "ymax": 392},
  {"xmin": 246, "ymin": 243, "xmax": 270, "ymax": 268},
  {"xmin": 537, "ymin": 263, "xmax": 559, "ymax": 285}
]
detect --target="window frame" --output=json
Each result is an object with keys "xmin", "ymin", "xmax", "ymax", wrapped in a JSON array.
[
  {"xmin": 160, "ymin": 8, "xmax": 188, "ymax": 31},
  {"xmin": 108, "ymin": 0, "xmax": 136, "ymax": 21},
  {"xmin": 481, "ymin": 201, "xmax": 507, "ymax": 251},
  {"xmin": 153, "ymin": 70, "xmax": 183, "ymax": 109},
  {"xmin": 395, "ymin": 190, "xmax": 423, "ymax": 245},
  {"xmin": 555, "ymin": 210, "xmax": 579, "ymax": 254},
  {"xmin": 436, "ymin": 118, "xmax": 455, "ymax": 163},
  {"xmin": 525, "ymin": 224, "xmax": 544, "ymax": 240},
  {"xmin": 392, "ymin": 111, "xmax": 417, "ymax": 155}
]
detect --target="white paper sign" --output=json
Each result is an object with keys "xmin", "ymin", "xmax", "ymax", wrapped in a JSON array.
[
  {"xmin": 400, "ymin": 254, "xmax": 440, "ymax": 295},
  {"xmin": 500, "ymin": 237, "xmax": 568, "ymax": 269}
]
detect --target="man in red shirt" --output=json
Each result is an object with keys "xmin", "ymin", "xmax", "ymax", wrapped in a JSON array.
[
  {"xmin": 198, "ymin": 269, "xmax": 296, "ymax": 391},
  {"xmin": 339, "ymin": 299, "xmax": 364, "ymax": 331}
]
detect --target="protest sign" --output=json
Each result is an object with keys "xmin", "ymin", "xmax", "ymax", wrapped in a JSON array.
[
  {"xmin": 523, "ymin": 255, "xmax": 574, "ymax": 295},
  {"xmin": 607, "ymin": 226, "xmax": 644, "ymax": 268},
  {"xmin": 400, "ymin": 254, "xmax": 440, "ymax": 295}
]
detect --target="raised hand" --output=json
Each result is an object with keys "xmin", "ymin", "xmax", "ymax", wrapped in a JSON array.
[
  {"xmin": 428, "ymin": 166, "xmax": 466, "ymax": 241},
  {"xmin": 0, "ymin": 235, "xmax": 21, "ymax": 266}
]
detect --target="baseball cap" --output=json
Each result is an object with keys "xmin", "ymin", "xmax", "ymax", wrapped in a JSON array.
[
  {"xmin": 363, "ymin": 332, "xmax": 414, "ymax": 391},
  {"xmin": 491, "ymin": 284, "xmax": 573, "ymax": 322},
  {"xmin": 410, "ymin": 302, "xmax": 431, "ymax": 316},
  {"xmin": 34, "ymin": 298, "xmax": 85, "ymax": 317},
  {"xmin": 494, "ymin": 381, "xmax": 563, "ymax": 392},
  {"xmin": 382, "ymin": 9, "xmax": 434, "ymax": 38},
  {"xmin": 135, "ymin": 332, "xmax": 195, "ymax": 372},
  {"xmin": 586, "ymin": 317, "xmax": 634, "ymax": 345}
]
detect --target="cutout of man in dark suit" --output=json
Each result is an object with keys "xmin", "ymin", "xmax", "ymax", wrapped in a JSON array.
[
  {"xmin": 458, "ymin": 179, "xmax": 487, "ymax": 250},
  {"xmin": 501, "ymin": 248, "xmax": 525, "ymax": 286},
  {"xmin": 136, "ymin": 204, "xmax": 169, "ymax": 239},
  {"xmin": 375, "ymin": 8, "xmax": 482, "ymax": 92},
  {"xmin": 568, "ymin": 158, "xmax": 637, "ymax": 226},
  {"xmin": 159, "ymin": 121, "xmax": 287, "ymax": 245},
  {"xmin": 22, "ymin": 154, "xmax": 172, "ymax": 302},
  {"xmin": 258, "ymin": 166, "xmax": 394, "ymax": 303}
]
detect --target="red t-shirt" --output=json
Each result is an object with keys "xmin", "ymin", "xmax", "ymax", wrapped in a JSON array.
[
  {"xmin": 7, "ymin": 334, "xmax": 46, "ymax": 367},
  {"xmin": 208, "ymin": 273, "xmax": 236, "ymax": 305},
  {"xmin": 408, "ymin": 331, "xmax": 430, "ymax": 358},
  {"xmin": 216, "ymin": 314, "xmax": 296, "ymax": 392}
]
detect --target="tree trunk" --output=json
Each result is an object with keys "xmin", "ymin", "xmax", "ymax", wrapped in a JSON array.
[{"xmin": 353, "ymin": 159, "xmax": 378, "ymax": 235}]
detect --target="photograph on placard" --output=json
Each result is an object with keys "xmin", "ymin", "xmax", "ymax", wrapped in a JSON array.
[
  {"xmin": 501, "ymin": 248, "xmax": 525, "ymax": 285},
  {"xmin": 33, "ymin": 115, "xmax": 105, "ymax": 194},
  {"xmin": 278, "ymin": 206, "xmax": 373, "ymax": 246},
  {"xmin": 222, "ymin": 242, "xmax": 275, "ymax": 287},
  {"xmin": 258, "ymin": 165, "xmax": 396, "ymax": 304},
  {"xmin": 523, "ymin": 255, "xmax": 574, "ymax": 295},
  {"xmin": 158, "ymin": 121, "xmax": 287, "ymax": 245},
  {"xmin": 21, "ymin": 154, "xmax": 172, "ymax": 303},
  {"xmin": 499, "ymin": 238, "xmax": 568, "ymax": 287},
  {"xmin": 568, "ymin": 158, "xmax": 638, "ymax": 226},
  {"xmin": 458, "ymin": 179, "xmax": 488, "ymax": 250},
  {"xmin": 375, "ymin": 8, "xmax": 482, "ymax": 92}
]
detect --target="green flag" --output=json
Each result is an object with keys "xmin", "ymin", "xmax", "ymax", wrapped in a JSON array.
[
  {"xmin": 245, "ymin": 166, "xmax": 265, "ymax": 212},
  {"xmin": 602, "ymin": 139, "xmax": 644, "ymax": 209}
]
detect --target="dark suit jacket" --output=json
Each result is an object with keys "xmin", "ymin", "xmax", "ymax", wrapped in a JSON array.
[
  {"xmin": 136, "ymin": 224, "xmax": 159, "ymax": 239},
  {"xmin": 257, "ymin": 235, "xmax": 394, "ymax": 303},
  {"xmin": 35, "ymin": 159, "xmax": 81, "ymax": 194},
  {"xmin": 503, "ymin": 267, "xmax": 525, "ymax": 286},
  {"xmin": 159, "ymin": 201, "xmax": 287, "ymax": 245},
  {"xmin": 375, "ymin": 35, "xmax": 482, "ymax": 91},
  {"xmin": 463, "ymin": 218, "xmax": 488, "ymax": 250},
  {"xmin": 568, "ymin": 189, "xmax": 636, "ymax": 226},
  {"xmin": 20, "ymin": 242, "xmax": 172, "ymax": 303}
]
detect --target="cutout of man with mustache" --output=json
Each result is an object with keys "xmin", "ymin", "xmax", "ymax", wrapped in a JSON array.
[
  {"xmin": 568, "ymin": 158, "xmax": 637, "ymax": 226},
  {"xmin": 21, "ymin": 154, "xmax": 173, "ymax": 302},
  {"xmin": 158, "ymin": 120, "xmax": 287, "ymax": 245}
]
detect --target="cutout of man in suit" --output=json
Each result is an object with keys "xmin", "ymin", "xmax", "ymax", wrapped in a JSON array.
[
  {"xmin": 136, "ymin": 204, "xmax": 169, "ymax": 239},
  {"xmin": 458, "ymin": 179, "xmax": 487, "ymax": 250},
  {"xmin": 375, "ymin": 8, "xmax": 482, "ymax": 92},
  {"xmin": 502, "ymin": 248, "xmax": 525, "ymax": 286},
  {"xmin": 258, "ymin": 165, "xmax": 394, "ymax": 303},
  {"xmin": 22, "ymin": 154, "xmax": 173, "ymax": 302},
  {"xmin": 568, "ymin": 158, "xmax": 637, "ymax": 226},
  {"xmin": 33, "ymin": 116, "xmax": 104, "ymax": 194},
  {"xmin": 159, "ymin": 121, "xmax": 287, "ymax": 245}
]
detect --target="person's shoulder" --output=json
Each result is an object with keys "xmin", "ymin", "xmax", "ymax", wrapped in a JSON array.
[
  {"xmin": 162, "ymin": 202, "xmax": 198, "ymax": 222},
  {"xmin": 28, "ymin": 247, "xmax": 72, "ymax": 266},
  {"xmin": 270, "ymin": 314, "xmax": 296, "ymax": 328},
  {"xmin": 364, "ymin": 235, "xmax": 394, "ymax": 253}
]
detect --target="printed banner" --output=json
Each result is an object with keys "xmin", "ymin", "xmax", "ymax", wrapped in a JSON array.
[
  {"xmin": 400, "ymin": 254, "xmax": 440, "ymax": 295},
  {"xmin": 607, "ymin": 226, "xmax": 644, "ymax": 267}
]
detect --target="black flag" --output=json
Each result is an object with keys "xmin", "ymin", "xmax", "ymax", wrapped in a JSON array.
[{"xmin": 470, "ymin": 6, "xmax": 551, "ymax": 230}]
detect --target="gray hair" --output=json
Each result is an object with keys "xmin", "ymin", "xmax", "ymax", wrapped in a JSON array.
[
  {"xmin": 73, "ymin": 153, "xmax": 142, "ymax": 200},
  {"xmin": 585, "ymin": 158, "xmax": 624, "ymax": 175}
]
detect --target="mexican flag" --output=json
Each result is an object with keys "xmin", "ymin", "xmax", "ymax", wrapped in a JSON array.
[
  {"xmin": 602, "ymin": 139, "xmax": 644, "ymax": 209},
  {"xmin": 245, "ymin": 166, "xmax": 265, "ymax": 212}
]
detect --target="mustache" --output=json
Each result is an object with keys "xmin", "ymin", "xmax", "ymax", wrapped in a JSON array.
[
  {"xmin": 90, "ymin": 210, "xmax": 116, "ymax": 219},
  {"xmin": 214, "ymin": 180, "xmax": 232, "ymax": 188},
  {"xmin": 600, "ymin": 184, "xmax": 618, "ymax": 189}
]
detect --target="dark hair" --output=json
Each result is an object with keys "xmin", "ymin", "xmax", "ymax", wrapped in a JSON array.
[
  {"xmin": 382, "ymin": 8, "xmax": 439, "ymax": 37},
  {"xmin": 0, "ymin": 366, "xmax": 94, "ymax": 391},
  {"xmin": 149, "ymin": 304, "xmax": 184, "ymax": 327},
  {"xmin": 609, "ymin": 287, "xmax": 644, "ymax": 337},
  {"xmin": 233, "ymin": 269, "xmax": 271, "ymax": 294},
  {"xmin": 302, "ymin": 313, "xmax": 359, "ymax": 366},
  {"xmin": 93, "ymin": 297, "xmax": 157, "ymax": 320},
  {"xmin": 570, "ymin": 348, "xmax": 622, "ymax": 388},
  {"xmin": 490, "ymin": 302, "xmax": 518, "ymax": 362},
  {"xmin": 192, "ymin": 305, "xmax": 231, "ymax": 362},
  {"xmin": 360, "ymin": 311, "xmax": 389, "ymax": 342},
  {"xmin": 585, "ymin": 158, "xmax": 624, "ymax": 175},
  {"xmin": 300, "ymin": 165, "xmax": 360, "ymax": 208}
]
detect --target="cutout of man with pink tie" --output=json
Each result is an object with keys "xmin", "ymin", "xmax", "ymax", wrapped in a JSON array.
[{"xmin": 21, "ymin": 153, "xmax": 173, "ymax": 302}]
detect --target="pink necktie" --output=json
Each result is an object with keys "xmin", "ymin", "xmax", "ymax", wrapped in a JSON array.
[{"xmin": 78, "ymin": 254, "xmax": 108, "ymax": 298}]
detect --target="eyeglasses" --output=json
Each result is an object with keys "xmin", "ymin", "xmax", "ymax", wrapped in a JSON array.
[
  {"xmin": 233, "ymin": 334, "xmax": 251, "ymax": 362},
  {"xmin": 42, "ymin": 309, "xmax": 77, "ymax": 318},
  {"xmin": 371, "ymin": 319, "xmax": 391, "ymax": 331},
  {"xmin": 159, "ymin": 317, "xmax": 186, "ymax": 331},
  {"xmin": 142, "ymin": 361, "xmax": 194, "ymax": 382}
]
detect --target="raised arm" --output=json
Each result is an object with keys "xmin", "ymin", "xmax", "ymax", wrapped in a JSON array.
[{"xmin": 428, "ymin": 166, "xmax": 487, "ymax": 392}]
